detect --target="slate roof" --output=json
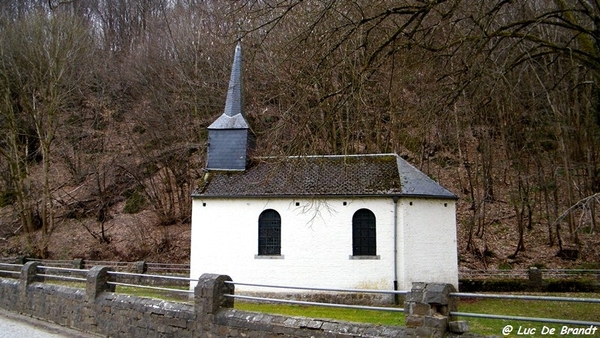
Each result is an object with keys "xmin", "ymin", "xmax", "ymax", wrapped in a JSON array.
[
  {"xmin": 205, "ymin": 43, "xmax": 253, "ymax": 171},
  {"xmin": 208, "ymin": 43, "xmax": 248, "ymax": 129},
  {"xmin": 193, "ymin": 154, "xmax": 457, "ymax": 199}
]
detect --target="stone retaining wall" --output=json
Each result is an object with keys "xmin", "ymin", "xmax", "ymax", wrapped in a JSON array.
[{"xmin": 0, "ymin": 262, "xmax": 467, "ymax": 337}]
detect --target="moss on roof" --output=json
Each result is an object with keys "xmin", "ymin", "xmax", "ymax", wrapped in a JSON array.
[{"xmin": 193, "ymin": 154, "xmax": 456, "ymax": 199}]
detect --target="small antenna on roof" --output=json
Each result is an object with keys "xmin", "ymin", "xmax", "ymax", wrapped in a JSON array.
[{"xmin": 236, "ymin": 20, "xmax": 245, "ymax": 42}]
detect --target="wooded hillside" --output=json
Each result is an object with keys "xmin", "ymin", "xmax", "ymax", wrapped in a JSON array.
[{"xmin": 0, "ymin": 0, "xmax": 599, "ymax": 268}]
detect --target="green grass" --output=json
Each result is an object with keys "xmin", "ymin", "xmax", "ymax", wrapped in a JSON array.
[
  {"xmin": 456, "ymin": 293, "xmax": 600, "ymax": 337},
  {"xmin": 44, "ymin": 279, "xmax": 193, "ymax": 303},
  {"xmin": 233, "ymin": 293, "xmax": 600, "ymax": 337},
  {"xmin": 234, "ymin": 302, "xmax": 404, "ymax": 326},
  {"xmin": 114, "ymin": 285, "xmax": 192, "ymax": 303}
]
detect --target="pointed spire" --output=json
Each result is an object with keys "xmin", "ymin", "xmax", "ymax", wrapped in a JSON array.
[
  {"xmin": 224, "ymin": 43, "xmax": 243, "ymax": 118},
  {"xmin": 205, "ymin": 42, "xmax": 254, "ymax": 171},
  {"xmin": 208, "ymin": 42, "xmax": 249, "ymax": 129}
]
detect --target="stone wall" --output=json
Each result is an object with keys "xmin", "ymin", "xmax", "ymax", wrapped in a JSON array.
[
  {"xmin": 0, "ymin": 263, "xmax": 468, "ymax": 337},
  {"xmin": 0, "ymin": 262, "xmax": 196, "ymax": 337}
]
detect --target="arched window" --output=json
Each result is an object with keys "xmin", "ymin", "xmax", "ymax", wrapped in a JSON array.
[
  {"xmin": 352, "ymin": 209, "xmax": 376, "ymax": 256},
  {"xmin": 258, "ymin": 209, "xmax": 281, "ymax": 255}
]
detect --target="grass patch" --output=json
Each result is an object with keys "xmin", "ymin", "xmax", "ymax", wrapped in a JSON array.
[
  {"xmin": 44, "ymin": 279, "xmax": 86, "ymax": 289},
  {"xmin": 233, "ymin": 293, "xmax": 599, "ymax": 337},
  {"xmin": 115, "ymin": 285, "xmax": 192, "ymax": 303},
  {"xmin": 42, "ymin": 280, "xmax": 193, "ymax": 303},
  {"xmin": 234, "ymin": 302, "xmax": 404, "ymax": 326},
  {"xmin": 457, "ymin": 293, "xmax": 600, "ymax": 337},
  {"xmin": 122, "ymin": 188, "xmax": 146, "ymax": 214}
]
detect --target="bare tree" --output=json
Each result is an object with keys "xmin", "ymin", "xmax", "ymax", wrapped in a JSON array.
[{"xmin": 0, "ymin": 10, "xmax": 94, "ymax": 256}]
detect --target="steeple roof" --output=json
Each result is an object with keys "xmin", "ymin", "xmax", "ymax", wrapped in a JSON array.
[
  {"xmin": 205, "ymin": 43, "xmax": 254, "ymax": 171},
  {"xmin": 209, "ymin": 43, "xmax": 249, "ymax": 129}
]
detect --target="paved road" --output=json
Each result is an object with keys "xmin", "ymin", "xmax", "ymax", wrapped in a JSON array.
[{"xmin": 0, "ymin": 309, "xmax": 99, "ymax": 338}]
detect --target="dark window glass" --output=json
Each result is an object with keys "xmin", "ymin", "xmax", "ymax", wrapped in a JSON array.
[
  {"xmin": 258, "ymin": 209, "xmax": 281, "ymax": 255},
  {"xmin": 352, "ymin": 209, "xmax": 376, "ymax": 256}
]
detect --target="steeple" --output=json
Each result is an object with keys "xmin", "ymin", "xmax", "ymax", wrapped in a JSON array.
[
  {"xmin": 205, "ymin": 43, "xmax": 254, "ymax": 171},
  {"xmin": 208, "ymin": 43, "xmax": 248, "ymax": 129},
  {"xmin": 223, "ymin": 43, "xmax": 244, "ymax": 119}
]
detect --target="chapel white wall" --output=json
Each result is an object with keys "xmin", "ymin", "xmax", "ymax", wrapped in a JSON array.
[
  {"xmin": 190, "ymin": 197, "xmax": 396, "ymax": 292},
  {"xmin": 397, "ymin": 199, "xmax": 459, "ymax": 290},
  {"xmin": 190, "ymin": 196, "xmax": 459, "ymax": 293}
]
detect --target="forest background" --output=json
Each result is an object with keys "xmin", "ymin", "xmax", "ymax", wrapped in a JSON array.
[{"xmin": 0, "ymin": 0, "xmax": 599, "ymax": 270}]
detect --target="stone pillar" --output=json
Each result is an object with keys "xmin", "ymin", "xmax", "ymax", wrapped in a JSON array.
[
  {"xmin": 133, "ymin": 261, "xmax": 147, "ymax": 274},
  {"xmin": 86, "ymin": 266, "xmax": 114, "ymax": 302},
  {"xmin": 194, "ymin": 274, "xmax": 234, "ymax": 332},
  {"xmin": 404, "ymin": 282, "xmax": 464, "ymax": 337},
  {"xmin": 528, "ymin": 267, "xmax": 543, "ymax": 290},
  {"xmin": 72, "ymin": 258, "xmax": 84, "ymax": 269},
  {"xmin": 18, "ymin": 261, "xmax": 41, "ymax": 309}
]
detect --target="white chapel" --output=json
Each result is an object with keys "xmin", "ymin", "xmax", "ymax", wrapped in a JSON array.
[{"xmin": 189, "ymin": 44, "xmax": 459, "ymax": 294}]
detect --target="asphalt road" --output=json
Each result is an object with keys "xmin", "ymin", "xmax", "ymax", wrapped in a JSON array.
[{"xmin": 0, "ymin": 308, "xmax": 99, "ymax": 338}]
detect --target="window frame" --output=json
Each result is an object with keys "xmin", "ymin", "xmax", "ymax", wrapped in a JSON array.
[
  {"xmin": 257, "ymin": 209, "xmax": 282, "ymax": 257},
  {"xmin": 351, "ymin": 208, "xmax": 377, "ymax": 257}
]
